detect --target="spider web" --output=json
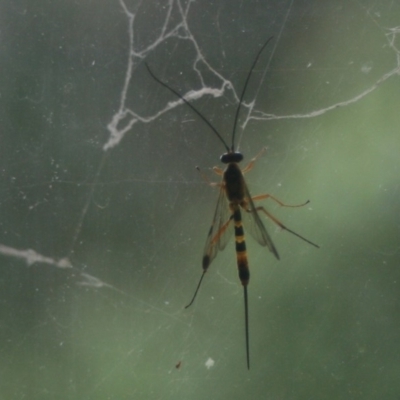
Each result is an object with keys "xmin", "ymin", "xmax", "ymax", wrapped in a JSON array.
[{"xmin": 2, "ymin": 0, "xmax": 400, "ymax": 398}]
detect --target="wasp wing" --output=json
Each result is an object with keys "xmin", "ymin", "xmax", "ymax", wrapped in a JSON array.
[
  {"xmin": 202, "ymin": 184, "xmax": 234, "ymax": 268},
  {"xmin": 241, "ymin": 180, "xmax": 279, "ymax": 260}
]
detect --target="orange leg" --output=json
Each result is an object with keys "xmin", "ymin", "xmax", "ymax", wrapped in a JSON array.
[
  {"xmin": 241, "ymin": 147, "xmax": 267, "ymax": 174},
  {"xmin": 252, "ymin": 193, "xmax": 310, "ymax": 208},
  {"xmin": 196, "ymin": 166, "xmax": 221, "ymax": 187},
  {"xmin": 254, "ymin": 205, "xmax": 319, "ymax": 248},
  {"xmin": 210, "ymin": 216, "xmax": 233, "ymax": 245},
  {"xmin": 212, "ymin": 166, "xmax": 224, "ymax": 176}
]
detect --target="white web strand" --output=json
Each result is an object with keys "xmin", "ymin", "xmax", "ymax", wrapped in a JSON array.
[
  {"xmin": 0, "ymin": 243, "xmax": 117, "ymax": 289},
  {"xmin": 104, "ymin": 0, "xmax": 239, "ymax": 151},
  {"xmin": 104, "ymin": 0, "xmax": 400, "ymax": 154},
  {"xmin": 2, "ymin": 0, "xmax": 400, "ymax": 293}
]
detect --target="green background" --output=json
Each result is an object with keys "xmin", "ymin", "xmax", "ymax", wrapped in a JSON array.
[{"xmin": 1, "ymin": 0, "xmax": 400, "ymax": 398}]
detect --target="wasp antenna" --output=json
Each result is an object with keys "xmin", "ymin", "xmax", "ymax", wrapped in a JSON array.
[
  {"xmin": 145, "ymin": 63, "xmax": 230, "ymax": 153},
  {"xmin": 231, "ymin": 36, "xmax": 274, "ymax": 151}
]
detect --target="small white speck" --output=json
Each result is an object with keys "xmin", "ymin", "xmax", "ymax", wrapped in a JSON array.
[
  {"xmin": 205, "ymin": 357, "xmax": 215, "ymax": 369},
  {"xmin": 361, "ymin": 62, "xmax": 373, "ymax": 74}
]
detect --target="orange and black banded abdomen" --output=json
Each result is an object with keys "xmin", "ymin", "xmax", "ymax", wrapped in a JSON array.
[{"xmin": 232, "ymin": 206, "xmax": 250, "ymax": 286}]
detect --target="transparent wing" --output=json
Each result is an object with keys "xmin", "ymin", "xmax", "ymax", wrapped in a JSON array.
[
  {"xmin": 241, "ymin": 181, "xmax": 279, "ymax": 259},
  {"xmin": 203, "ymin": 184, "xmax": 234, "ymax": 267}
]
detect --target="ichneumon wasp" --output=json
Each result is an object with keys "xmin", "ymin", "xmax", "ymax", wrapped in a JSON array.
[{"xmin": 146, "ymin": 37, "xmax": 319, "ymax": 369}]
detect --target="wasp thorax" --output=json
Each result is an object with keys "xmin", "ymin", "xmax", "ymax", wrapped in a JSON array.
[{"xmin": 220, "ymin": 152, "xmax": 243, "ymax": 164}]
